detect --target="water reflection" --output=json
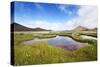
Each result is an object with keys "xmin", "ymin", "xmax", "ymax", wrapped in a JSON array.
[{"xmin": 23, "ymin": 36, "xmax": 87, "ymax": 51}]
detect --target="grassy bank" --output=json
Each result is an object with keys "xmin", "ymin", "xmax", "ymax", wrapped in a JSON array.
[
  {"xmin": 14, "ymin": 41, "xmax": 97, "ymax": 65},
  {"xmin": 14, "ymin": 33, "xmax": 34, "ymax": 45},
  {"xmin": 32, "ymin": 34, "xmax": 56, "ymax": 39},
  {"xmin": 79, "ymin": 31, "xmax": 97, "ymax": 37},
  {"xmin": 14, "ymin": 31, "xmax": 97, "ymax": 46},
  {"xmin": 56, "ymin": 32, "xmax": 97, "ymax": 46},
  {"xmin": 71, "ymin": 33, "xmax": 97, "ymax": 45}
]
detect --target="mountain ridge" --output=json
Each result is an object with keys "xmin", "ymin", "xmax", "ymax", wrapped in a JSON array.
[{"xmin": 11, "ymin": 23, "xmax": 51, "ymax": 32}]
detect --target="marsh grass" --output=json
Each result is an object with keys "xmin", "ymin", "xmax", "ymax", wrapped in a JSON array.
[
  {"xmin": 14, "ymin": 32, "xmax": 97, "ymax": 65},
  {"xmin": 71, "ymin": 33, "xmax": 97, "ymax": 45},
  {"xmin": 32, "ymin": 34, "xmax": 56, "ymax": 39},
  {"xmin": 14, "ymin": 33, "xmax": 34, "ymax": 45},
  {"xmin": 79, "ymin": 31, "xmax": 97, "ymax": 37},
  {"xmin": 14, "ymin": 41, "xmax": 97, "ymax": 65},
  {"xmin": 55, "ymin": 32, "xmax": 97, "ymax": 46}
]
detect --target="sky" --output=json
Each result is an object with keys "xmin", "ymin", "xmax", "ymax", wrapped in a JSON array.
[{"xmin": 11, "ymin": 1, "xmax": 98, "ymax": 31}]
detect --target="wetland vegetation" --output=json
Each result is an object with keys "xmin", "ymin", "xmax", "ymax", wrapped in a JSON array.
[{"xmin": 13, "ymin": 31, "xmax": 97, "ymax": 65}]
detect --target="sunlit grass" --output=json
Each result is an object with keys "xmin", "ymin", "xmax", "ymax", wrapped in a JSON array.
[
  {"xmin": 32, "ymin": 34, "xmax": 56, "ymax": 39},
  {"xmin": 14, "ymin": 33, "xmax": 34, "ymax": 45},
  {"xmin": 71, "ymin": 33, "xmax": 97, "ymax": 45},
  {"xmin": 14, "ymin": 42, "xmax": 70, "ymax": 65},
  {"xmin": 13, "ymin": 31, "xmax": 97, "ymax": 65},
  {"xmin": 14, "ymin": 41, "xmax": 97, "ymax": 65}
]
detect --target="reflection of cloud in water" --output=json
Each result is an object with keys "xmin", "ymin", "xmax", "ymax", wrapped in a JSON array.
[{"xmin": 23, "ymin": 36, "xmax": 88, "ymax": 51}]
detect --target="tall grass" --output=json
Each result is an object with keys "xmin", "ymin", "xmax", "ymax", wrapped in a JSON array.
[
  {"xmin": 14, "ymin": 42, "xmax": 97, "ymax": 65},
  {"xmin": 14, "ymin": 32, "xmax": 97, "ymax": 65},
  {"xmin": 14, "ymin": 33, "xmax": 34, "ymax": 45}
]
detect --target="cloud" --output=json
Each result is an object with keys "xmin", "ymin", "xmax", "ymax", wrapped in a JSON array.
[
  {"xmin": 58, "ymin": 5, "xmax": 98, "ymax": 29},
  {"xmin": 58, "ymin": 5, "xmax": 67, "ymax": 12},
  {"xmin": 21, "ymin": 5, "xmax": 98, "ymax": 31},
  {"xmin": 58, "ymin": 5, "xmax": 73, "ymax": 15},
  {"xmin": 24, "ymin": 21, "xmax": 69, "ymax": 31},
  {"xmin": 34, "ymin": 3, "xmax": 44, "ymax": 10},
  {"xmin": 21, "ymin": 20, "xmax": 77, "ymax": 31},
  {"xmin": 76, "ymin": 6, "xmax": 98, "ymax": 29}
]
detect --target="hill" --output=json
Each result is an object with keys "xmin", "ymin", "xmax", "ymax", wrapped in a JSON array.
[
  {"xmin": 11, "ymin": 23, "xmax": 51, "ymax": 32},
  {"xmin": 68, "ymin": 26, "xmax": 97, "ymax": 32},
  {"xmin": 71, "ymin": 26, "xmax": 88, "ymax": 31}
]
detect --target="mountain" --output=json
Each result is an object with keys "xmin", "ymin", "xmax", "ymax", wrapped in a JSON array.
[
  {"xmin": 11, "ymin": 23, "xmax": 51, "ymax": 32},
  {"xmin": 71, "ymin": 26, "xmax": 88, "ymax": 31},
  {"xmin": 89, "ymin": 28, "xmax": 97, "ymax": 31},
  {"xmin": 69, "ymin": 26, "xmax": 97, "ymax": 32}
]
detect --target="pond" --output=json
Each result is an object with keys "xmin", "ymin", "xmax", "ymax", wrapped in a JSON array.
[{"xmin": 23, "ymin": 36, "xmax": 88, "ymax": 51}]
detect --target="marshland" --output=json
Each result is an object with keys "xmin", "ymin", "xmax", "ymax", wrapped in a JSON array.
[
  {"xmin": 13, "ymin": 31, "xmax": 97, "ymax": 65},
  {"xmin": 11, "ymin": 2, "xmax": 98, "ymax": 66}
]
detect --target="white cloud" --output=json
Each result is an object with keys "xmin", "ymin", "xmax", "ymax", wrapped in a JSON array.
[
  {"xmin": 21, "ymin": 5, "xmax": 98, "ymax": 31},
  {"xmin": 76, "ymin": 6, "xmax": 98, "ymax": 29},
  {"xmin": 58, "ymin": 5, "xmax": 67, "ymax": 12},
  {"xmin": 58, "ymin": 5, "xmax": 98, "ymax": 30},
  {"xmin": 24, "ymin": 21, "xmax": 69, "ymax": 31},
  {"xmin": 58, "ymin": 5, "xmax": 73, "ymax": 15}
]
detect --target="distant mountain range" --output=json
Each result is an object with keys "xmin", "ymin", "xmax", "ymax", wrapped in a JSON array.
[
  {"xmin": 11, "ymin": 22, "xmax": 97, "ymax": 32},
  {"xmin": 11, "ymin": 23, "xmax": 51, "ymax": 32}
]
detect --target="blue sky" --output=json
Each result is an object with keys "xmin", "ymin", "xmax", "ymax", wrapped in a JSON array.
[{"xmin": 11, "ymin": 1, "xmax": 97, "ymax": 31}]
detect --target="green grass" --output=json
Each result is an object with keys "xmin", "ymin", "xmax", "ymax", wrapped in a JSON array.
[
  {"xmin": 14, "ymin": 42, "xmax": 70, "ymax": 65},
  {"xmin": 32, "ymin": 34, "xmax": 56, "ymax": 39},
  {"xmin": 55, "ymin": 31, "xmax": 97, "ymax": 46},
  {"xmin": 79, "ymin": 31, "xmax": 97, "ymax": 37},
  {"xmin": 14, "ymin": 42, "xmax": 97, "ymax": 65},
  {"xmin": 14, "ymin": 31, "xmax": 97, "ymax": 46},
  {"xmin": 13, "ymin": 32, "xmax": 97, "ymax": 65},
  {"xmin": 72, "ymin": 45, "xmax": 97, "ymax": 61},
  {"xmin": 71, "ymin": 33, "xmax": 97, "ymax": 45},
  {"xmin": 14, "ymin": 33, "xmax": 34, "ymax": 45}
]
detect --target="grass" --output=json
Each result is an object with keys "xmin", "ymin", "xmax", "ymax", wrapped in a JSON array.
[
  {"xmin": 71, "ymin": 33, "xmax": 97, "ymax": 45},
  {"xmin": 14, "ymin": 33, "xmax": 34, "ymax": 45},
  {"xmin": 14, "ymin": 42, "xmax": 69, "ymax": 65},
  {"xmin": 14, "ymin": 41, "xmax": 97, "ymax": 65},
  {"xmin": 79, "ymin": 31, "xmax": 97, "ymax": 37},
  {"xmin": 32, "ymin": 34, "xmax": 56, "ymax": 39},
  {"xmin": 72, "ymin": 45, "xmax": 97, "ymax": 61},
  {"xmin": 55, "ymin": 31, "xmax": 97, "ymax": 46},
  {"xmin": 13, "ymin": 31, "xmax": 97, "ymax": 65},
  {"xmin": 14, "ymin": 31, "xmax": 97, "ymax": 46}
]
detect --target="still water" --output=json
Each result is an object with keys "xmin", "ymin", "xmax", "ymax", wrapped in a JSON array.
[{"xmin": 23, "ymin": 36, "xmax": 88, "ymax": 50}]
